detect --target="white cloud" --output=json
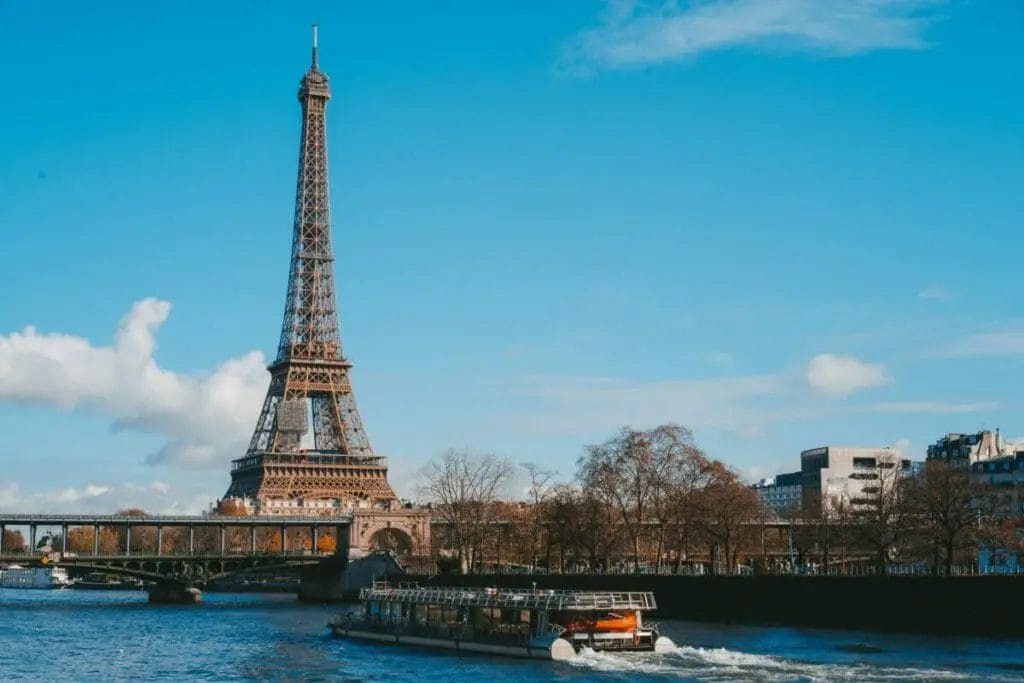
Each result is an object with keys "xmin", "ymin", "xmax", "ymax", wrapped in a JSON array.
[
  {"xmin": 0, "ymin": 299, "xmax": 268, "ymax": 470},
  {"xmin": 512, "ymin": 354, "xmax": 936, "ymax": 439},
  {"xmin": 564, "ymin": 0, "xmax": 942, "ymax": 72},
  {"xmin": 806, "ymin": 353, "xmax": 890, "ymax": 397},
  {"xmin": 918, "ymin": 284, "xmax": 956, "ymax": 302},
  {"xmin": 0, "ymin": 481, "xmax": 213, "ymax": 514},
  {"xmin": 870, "ymin": 401, "xmax": 997, "ymax": 414},
  {"xmin": 932, "ymin": 330, "xmax": 1024, "ymax": 358}
]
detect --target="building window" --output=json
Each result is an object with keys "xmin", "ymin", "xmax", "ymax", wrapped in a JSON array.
[{"xmin": 853, "ymin": 457, "xmax": 876, "ymax": 468}]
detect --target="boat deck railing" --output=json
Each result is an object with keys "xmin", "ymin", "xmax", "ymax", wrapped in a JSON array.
[{"xmin": 359, "ymin": 585, "xmax": 657, "ymax": 611}]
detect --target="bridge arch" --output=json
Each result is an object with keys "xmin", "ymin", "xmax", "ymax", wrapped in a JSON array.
[
  {"xmin": 352, "ymin": 509, "xmax": 430, "ymax": 557},
  {"xmin": 367, "ymin": 527, "xmax": 413, "ymax": 556}
]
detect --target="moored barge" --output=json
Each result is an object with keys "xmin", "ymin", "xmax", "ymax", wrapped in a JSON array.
[
  {"xmin": 329, "ymin": 584, "xmax": 675, "ymax": 661},
  {"xmin": 0, "ymin": 565, "xmax": 73, "ymax": 589}
]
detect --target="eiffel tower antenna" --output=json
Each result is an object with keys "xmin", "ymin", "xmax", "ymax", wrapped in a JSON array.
[
  {"xmin": 224, "ymin": 29, "xmax": 398, "ymax": 514},
  {"xmin": 311, "ymin": 23, "xmax": 319, "ymax": 70}
]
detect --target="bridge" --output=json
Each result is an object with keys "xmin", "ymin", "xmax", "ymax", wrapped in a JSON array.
[{"xmin": 0, "ymin": 513, "xmax": 352, "ymax": 602}]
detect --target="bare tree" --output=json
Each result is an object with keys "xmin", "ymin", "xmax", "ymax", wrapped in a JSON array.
[
  {"xmin": 579, "ymin": 484, "xmax": 625, "ymax": 571},
  {"xmin": 694, "ymin": 460, "xmax": 761, "ymax": 574},
  {"xmin": 579, "ymin": 425, "xmax": 699, "ymax": 571},
  {"xmin": 664, "ymin": 450, "xmax": 716, "ymax": 572},
  {"xmin": 853, "ymin": 462, "xmax": 906, "ymax": 574},
  {"xmin": 903, "ymin": 461, "xmax": 981, "ymax": 575},
  {"xmin": 420, "ymin": 449, "xmax": 514, "ymax": 573},
  {"xmin": 646, "ymin": 426, "xmax": 705, "ymax": 570},
  {"xmin": 579, "ymin": 428, "xmax": 653, "ymax": 571},
  {"xmin": 810, "ymin": 493, "xmax": 854, "ymax": 574},
  {"xmin": 543, "ymin": 484, "xmax": 583, "ymax": 572},
  {"xmin": 521, "ymin": 462, "xmax": 557, "ymax": 570}
]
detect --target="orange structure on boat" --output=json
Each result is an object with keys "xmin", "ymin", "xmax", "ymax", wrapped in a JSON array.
[{"xmin": 560, "ymin": 611, "xmax": 638, "ymax": 634}]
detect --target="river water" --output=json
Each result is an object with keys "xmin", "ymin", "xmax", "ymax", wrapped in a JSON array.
[{"xmin": 1, "ymin": 589, "xmax": 1022, "ymax": 681}]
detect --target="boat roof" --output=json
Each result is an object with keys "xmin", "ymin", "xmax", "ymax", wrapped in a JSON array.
[{"xmin": 359, "ymin": 585, "xmax": 658, "ymax": 611}]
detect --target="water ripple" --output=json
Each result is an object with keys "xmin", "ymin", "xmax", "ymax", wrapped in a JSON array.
[{"xmin": 0, "ymin": 589, "xmax": 1021, "ymax": 682}]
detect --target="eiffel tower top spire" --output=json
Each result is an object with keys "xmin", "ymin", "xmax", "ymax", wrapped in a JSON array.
[
  {"xmin": 297, "ymin": 24, "xmax": 330, "ymax": 103},
  {"xmin": 311, "ymin": 23, "xmax": 319, "ymax": 71}
]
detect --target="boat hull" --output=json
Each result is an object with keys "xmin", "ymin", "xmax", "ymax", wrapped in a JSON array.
[
  {"xmin": 331, "ymin": 625, "xmax": 675, "ymax": 660},
  {"xmin": 0, "ymin": 566, "xmax": 73, "ymax": 589},
  {"xmin": 331, "ymin": 626, "xmax": 577, "ymax": 660},
  {"xmin": 70, "ymin": 582, "xmax": 145, "ymax": 591}
]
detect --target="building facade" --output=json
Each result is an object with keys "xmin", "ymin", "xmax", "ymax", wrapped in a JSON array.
[
  {"xmin": 800, "ymin": 446, "xmax": 912, "ymax": 512},
  {"xmin": 970, "ymin": 452, "xmax": 1024, "ymax": 518},
  {"xmin": 927, "ymin": 430, "xmax": 1021, "ymax": 470},
  {"xmin": 752, "ymin": 472, "xmax": 803, "ymax": 517}
]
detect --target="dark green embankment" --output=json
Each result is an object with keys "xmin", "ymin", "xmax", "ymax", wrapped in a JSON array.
[{"xmin": 404, "ymin": 573, "xmax": 1024, "ymax": 636}]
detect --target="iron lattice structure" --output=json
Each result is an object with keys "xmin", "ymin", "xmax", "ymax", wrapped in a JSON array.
[{"xmin": 225, "ymin": 29, "xmax": 397, "ymax": 510}]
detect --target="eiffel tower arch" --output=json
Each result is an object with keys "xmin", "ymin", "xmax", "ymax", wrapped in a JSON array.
[{"xmin": 223, "ymin": 27, "xmax": 429, "ymax": 556}]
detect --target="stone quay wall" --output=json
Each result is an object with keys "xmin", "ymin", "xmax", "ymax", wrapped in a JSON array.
[{"xmin": 403, "ymin": 573, "xmax": 1024, "ymax": 636}]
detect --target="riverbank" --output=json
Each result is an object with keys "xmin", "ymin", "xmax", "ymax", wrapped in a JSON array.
[{"xmin": 403, "ymin": 573, "xmax": 1024, "ymax": 636}]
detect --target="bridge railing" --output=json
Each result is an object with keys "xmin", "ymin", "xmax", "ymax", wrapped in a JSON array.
[
  {"xmin": 0, "ymin": 514, "xmax": 353, "ymax": 525},
  {"xmin": 0, "ymin": 514, "xmax": 353, "ymax": 558}
]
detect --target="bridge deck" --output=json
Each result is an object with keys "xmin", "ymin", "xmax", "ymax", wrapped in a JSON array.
[
  {"xmin": 0, "ymin": 514, "xmax": 352, "ymax": 526},
  {"xmin": 0, "ymin": 553, "xmax": 326, "ymax": 562}
]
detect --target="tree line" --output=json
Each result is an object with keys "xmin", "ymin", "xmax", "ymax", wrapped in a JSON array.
[
  {"xmin": 422, "ymin": 424, "xmax": 761, "ymax": 574},
  {"xmin": 421, "ymin": 424, "xmax": 1023, "ymax": 575}
]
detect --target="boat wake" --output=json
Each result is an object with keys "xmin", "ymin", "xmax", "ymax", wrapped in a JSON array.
[{"xmin": 568, "ymin": 643, "xmax": 1012, "ymax": 682}]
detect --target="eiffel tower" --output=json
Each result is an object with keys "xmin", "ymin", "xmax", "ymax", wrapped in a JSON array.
[{"xmin": 225, "ymin": 26, "xmax": 398, "ymax": 515}]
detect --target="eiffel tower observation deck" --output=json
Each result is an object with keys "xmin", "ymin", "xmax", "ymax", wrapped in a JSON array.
[{"xmin": 224, "ymin": 27, "xmax": 400, "ymax": 519}]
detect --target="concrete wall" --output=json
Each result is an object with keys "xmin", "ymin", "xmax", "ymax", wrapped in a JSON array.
[
  {"xmin": 297, "ymin": 552, "xmax": 404, "ymax": 601},
  {"xmin": 407, "ymin": 573, "xmax": 1024, "ymax": 636}
]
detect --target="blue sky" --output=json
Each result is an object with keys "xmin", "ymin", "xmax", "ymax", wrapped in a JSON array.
[{"xmin": 1, "ymin": 1, "xmax": 1022, "ymax": 512}]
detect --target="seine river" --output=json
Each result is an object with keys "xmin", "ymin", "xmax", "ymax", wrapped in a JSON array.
[{"xmin": 1, "ymin": 589, "xmax": 1022, "ymax": 681}]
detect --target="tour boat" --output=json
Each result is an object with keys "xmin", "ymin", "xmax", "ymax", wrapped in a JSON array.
[
  {"xmin": 70, "ymin": 572, "xmax": 145, "ymax": 591},
  {"xmin": 0, "ymin": 565, "xmax": 74, "ymax": 589},
  {"xmin": 328, "ymin": 584, "xmax": 675, "ymax": 660}
]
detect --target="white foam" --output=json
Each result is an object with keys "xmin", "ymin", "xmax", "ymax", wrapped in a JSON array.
[{"xmin": 565, "ymin": 642, "xmax": 1000, "ymax": 682}]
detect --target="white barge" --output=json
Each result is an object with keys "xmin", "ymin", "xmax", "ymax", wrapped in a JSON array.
[
  {"xmin": 0, "ymin": 565, "xmax": 73, "ymax": 589},
  {"xmin": 329, "ymin": 584, "xmax": 675, "ymax": 661}
]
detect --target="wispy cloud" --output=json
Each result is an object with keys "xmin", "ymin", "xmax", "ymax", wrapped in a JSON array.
[
  {"xmin": 514, "ymin": 352, "xmax": 905, "ymax": 439},
  {"xmin": 870, "ymin": 401, "xmax": 997, "ymax": 414},
  {"xmin": 508, "ymin": 366, "xmax": 997, "ymax": 456},
  {"xmin": 563, "ymin": 0, "xmax": 943, "ymax": 72},
  {"xmin": 918, "ymin": 284, "xmax": 957, "ymax": 302},
  {"xmin": 0, "ymin": 480, "xmax": 212, "ymax": 514},
  {"xmin": 0, "ymin": 299, "xmax": 267, "ymax": 470},
  {"xmin": 931, "ymin": 330, "xmax": 1024, "ymax": 358},
  {"xmin": 806, "ymin": 353, "xmax": 890, "ymax": 397}
]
